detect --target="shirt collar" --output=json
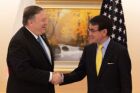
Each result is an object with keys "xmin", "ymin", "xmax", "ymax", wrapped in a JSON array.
[
  {"xmin": 25, "ymin": 26, "xmax": 38, "ymax": 39},
  {"xmin": 102, "ymin": 37, "xmax": 110, "ymax": 50}
]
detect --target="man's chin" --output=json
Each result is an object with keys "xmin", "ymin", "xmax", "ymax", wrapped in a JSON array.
[
  {"xmin": 41, "ymin": 30, "xmax": 46, "ymax": 34},
  {"xmin": 88, "ymin": 39, "xmax": 96, "ymax": 44}
]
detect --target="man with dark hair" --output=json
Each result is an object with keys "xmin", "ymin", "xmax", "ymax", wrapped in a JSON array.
[
  {"xmin": 7, "ymin": 5, "xmax": 61, "ymax": 93},
  {"xmin": 60, "ymin": 15, "xmax": 132, "ymax": 93}
]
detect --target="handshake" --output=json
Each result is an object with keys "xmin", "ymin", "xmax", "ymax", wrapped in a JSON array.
[{"xmin": 50, "ymin": 72, "xmax": 63, "ymax": 85}]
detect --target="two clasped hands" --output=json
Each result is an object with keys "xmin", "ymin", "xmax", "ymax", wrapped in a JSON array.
[{"xmin": 50, "ymin": 72, "xmax": 63, "ymax": 85}]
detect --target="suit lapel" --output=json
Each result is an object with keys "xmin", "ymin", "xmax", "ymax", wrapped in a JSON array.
[
  {"xmin": 41, "ymin": 35, "xmax": 54, "ymax": 66},
  {"xmin": 23, "ymin": 27, "xmax": 53, "ymax": 66},
  {"xmin": 89, "ymin": 44, "xmax": 98, "ymax": 78},
  {"xmin": 97, "ymin": 40, "xmax": 114, "ymax": 79}
]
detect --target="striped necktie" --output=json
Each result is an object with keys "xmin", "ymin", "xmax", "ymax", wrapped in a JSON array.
[{"xmin": 37, "ymin": 36, "xmax": 51, "ymax": 64}]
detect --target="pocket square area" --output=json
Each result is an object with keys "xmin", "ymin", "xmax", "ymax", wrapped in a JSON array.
[{"xmin": 107, "ymin": 62, "xmax": 115, "ymax": 64}]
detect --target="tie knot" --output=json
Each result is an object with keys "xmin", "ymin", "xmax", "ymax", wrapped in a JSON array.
[
  {"xmin": 37, "ymin": 36, "xmax": 40, "ymax": 39},
  {"xmin": 98, "ymin": 44, "xmax": 103, "ymax": 49},
  {"xmin": 37, "ymin": 36, "xmax": 41, "ymax": 41}
]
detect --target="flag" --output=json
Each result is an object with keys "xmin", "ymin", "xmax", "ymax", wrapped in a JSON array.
[{"xmin": 100, "ymin": 0, "xmax": 127, "ymax": 47}]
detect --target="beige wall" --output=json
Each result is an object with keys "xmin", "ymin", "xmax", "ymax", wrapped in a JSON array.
[
  {"xmin": 0, "ymin": 1, "xmax": 20, "ymax": 92},
  {"xmin": 0, "ymin": 0, "xmax": 140, "ymax": 93},
  {"xmin": 0, "ymin": 0, "xmax": 35, "ymax": 93},
  {"xmin": 123, "ymin": 0, "xmax": 140, "ymax": 93}
]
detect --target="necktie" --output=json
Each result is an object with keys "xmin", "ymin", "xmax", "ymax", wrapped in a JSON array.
[
  {"xmin": 96, "ymin": 44, "xmax": 103, "ymax": 75},
  {"xmin": 37, "ymin": 36, "xmax": 51, "ymax": 64}
]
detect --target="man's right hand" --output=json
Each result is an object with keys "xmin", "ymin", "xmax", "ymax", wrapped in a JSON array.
[{"xmin": 51, "ymin": 72, "xmax": 63, "ymax": 85}]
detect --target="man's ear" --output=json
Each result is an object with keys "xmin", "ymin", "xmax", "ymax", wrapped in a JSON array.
[
  {"xmin": 28, "ymin": 18, "xmax": 34, "ymax": 25},
  {"xmin": 102, "ymin": 29, "xmax": 108, "ymax": 36}
]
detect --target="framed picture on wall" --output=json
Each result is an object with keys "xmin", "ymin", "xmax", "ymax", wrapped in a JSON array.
[{"xmin": 36, "ymin": 0, "xmax": 102, "ymax": 72}]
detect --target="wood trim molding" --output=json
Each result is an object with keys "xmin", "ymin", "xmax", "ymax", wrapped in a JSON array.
[
  {"xmin": 36, "ymin": 0, "xmax": 101, "ymax": 2},
  {"xmin": 36, "ymin": 0, "xmax": 102, "ymax": 8}
]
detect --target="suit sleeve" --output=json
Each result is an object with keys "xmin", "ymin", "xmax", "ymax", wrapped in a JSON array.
[
  {"xmin": 7, "ymin": 39, "xmax": 50, "ymax": 85},
  {"xmin": 61, "ymin": 46, "xmax": 87, "ymax": 85},
  {"xmin": 118, "ymin": 47, "xmax": 132, "ymax": 93}
]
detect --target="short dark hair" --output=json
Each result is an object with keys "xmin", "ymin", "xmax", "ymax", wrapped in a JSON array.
[
  {"xmin": 22, "ymin": 5, "xmax": 43, "ymax": 26},
  {"xmin": 89, "ymin": 15, "xmax": 112, "ymax": 36}
]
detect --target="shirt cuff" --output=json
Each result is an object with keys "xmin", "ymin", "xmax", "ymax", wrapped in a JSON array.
[
  {"xmin": 61, "ymin": 73, "xmax": 64, "ymax": 83},
  {"xmin": 49, "ymin": 72, "xmax": 52, "ymax": 82}
]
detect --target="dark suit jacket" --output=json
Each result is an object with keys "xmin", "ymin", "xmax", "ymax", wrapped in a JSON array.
[
  {"xmin": 62, "ymin": 40, "xmax": 132, "ymax": 93},
  {"xmin": 7, "ymin": 27, "xmax": 55, "ymax": 93}
]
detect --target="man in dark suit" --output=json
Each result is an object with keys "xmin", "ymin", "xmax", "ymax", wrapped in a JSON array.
[
  {"xmin": 60, "ymin": 15, "xmax": 132, "ymax": 93},
  {"xmin": 6, "ymin": 5, "xmax": 61, "ymax": 93}
]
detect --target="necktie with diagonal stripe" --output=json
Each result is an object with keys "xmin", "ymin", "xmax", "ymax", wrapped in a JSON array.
[
  {"xmin": 37, "ymin": 36, "xmax": 51, "ymax": 64},
  {"xmin": 96, "ymin": 44, "xmax": 103, "ymax": 75}
]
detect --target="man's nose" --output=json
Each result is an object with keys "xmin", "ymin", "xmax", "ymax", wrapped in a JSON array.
[{"xmin": 88, "ymin": 31, "xmax": 92, "ymax": 36}]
